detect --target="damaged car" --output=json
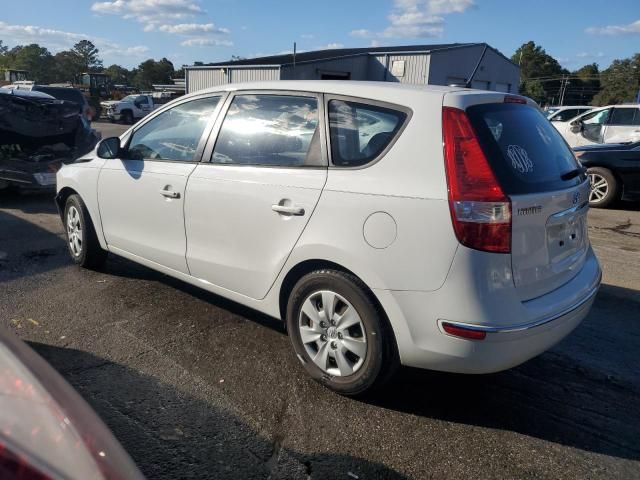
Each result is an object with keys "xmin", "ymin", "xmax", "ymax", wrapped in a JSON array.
[{"xmin": 0, "ymin": 89, "xmax": 100, "ymax": 192}]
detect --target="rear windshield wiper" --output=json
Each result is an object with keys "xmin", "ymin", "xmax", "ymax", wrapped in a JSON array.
[{"xmin": 561, "ymin": 166, "xmax": 587, "ymax": 181}]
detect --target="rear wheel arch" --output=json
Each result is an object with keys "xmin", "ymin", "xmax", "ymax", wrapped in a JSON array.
[
  {"xmin": 278, "ymin": 260, "xmax": 397, "ymax": 345},
  {"xmin": 282, "ymin": 263, "xmax": 400, "ymax": 395}
]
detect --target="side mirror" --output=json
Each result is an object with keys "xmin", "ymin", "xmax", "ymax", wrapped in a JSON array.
[
  {"xmin": 97, "ymin": 137, "xmax": 121, "ymax": 159},
  {"xmin": 569, "ymin": 121, "xmax": 582, "ymax": 134}
]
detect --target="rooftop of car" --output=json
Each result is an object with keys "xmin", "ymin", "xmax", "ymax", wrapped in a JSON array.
[{"xmin": 190, "ymin": 80, "xmax": 521, "ymax": 104}]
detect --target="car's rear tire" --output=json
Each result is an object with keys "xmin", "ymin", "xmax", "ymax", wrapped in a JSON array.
[
  {"xmin": 286, "ymin": 269, "xmax": 399, "ymax": 396},
  {"xmin": 64, "ymin": 194, "xmax": 107, "ymax": 269},
  {"xmin": 587, "ymin": 167, "xmax": 619, "ymax": 208}
]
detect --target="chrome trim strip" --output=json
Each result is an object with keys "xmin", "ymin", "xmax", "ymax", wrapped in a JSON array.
[
  {"xmin": 439, "ymin": 271, "xmax": 601, "ymax": 334},
  {"xmin": 551, "ymin": 200, "xmax": 589, "ymax": 219}
]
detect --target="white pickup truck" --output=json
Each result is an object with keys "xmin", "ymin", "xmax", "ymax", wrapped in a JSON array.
[{"xmin": 101, "ymin": 94, "xmax": 157, "ymax": 124}]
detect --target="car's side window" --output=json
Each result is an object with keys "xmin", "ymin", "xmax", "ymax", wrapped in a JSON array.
[
  {"xmin": 211, "ymin": 95, "xmax": 322, "ymax": 167},
  {"xmin": 328, "ymin": 100, "xmax": 407, "ymax": 167},
  {"xmin": 609, "ymin": 108, "xmax": 639, "ymax": 126},
  {"xmin": 553, "ymin": 109, "xmax": 579, "ymax": 122},
  {"xmin": 127, "ymin": 96, "xmax": 221, "ymax": 162}
]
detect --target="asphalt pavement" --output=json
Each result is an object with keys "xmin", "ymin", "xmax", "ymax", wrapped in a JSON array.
[{"xmin": 0, "ymin": 128, "xmax": 638, "ymax": 478}]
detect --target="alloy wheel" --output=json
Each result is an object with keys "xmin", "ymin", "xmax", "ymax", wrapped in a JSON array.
[
  {"xmin": 67, "ymin": 206, "xmax": 83, "ymax": 257},
  {"xmin": 298, "ymin": 290, "xmax": 367, "ymax": 377},
  {"xmin": 588, "ymin": 173, "xmax": 609, "ymax": 204}
]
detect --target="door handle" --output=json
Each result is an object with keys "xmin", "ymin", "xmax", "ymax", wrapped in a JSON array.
[
  {"xmin": 159, "ymin": 189, "xmax": 180, "ymax": 199},
  {"xmin": 272, "ymin": 204, "xmax": 305, "ymax": 216}
]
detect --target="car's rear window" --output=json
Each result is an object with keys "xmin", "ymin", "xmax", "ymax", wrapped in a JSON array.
[{"xmin": 466, "ymin": 103, "xmax": 583, "ymax": 194}]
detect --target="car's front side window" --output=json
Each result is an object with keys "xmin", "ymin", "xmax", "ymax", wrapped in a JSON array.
[
  {"xmin": 212, "ymin": 94, "xmax": 322, "ymax": 167},
  {"xmin": 127, "ymin": 96, "xmax": 221, "ymax": 162},
  {"xmin": 328, "ymin": 100, "xmax": 407, "ymax": 167}
]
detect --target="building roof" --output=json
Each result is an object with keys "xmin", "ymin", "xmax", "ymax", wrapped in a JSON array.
[
  {"xmin": 192, "ymin": 43, "xmax": 492, "ymax": 68},
  {"xmin": 181, "ymin": 80, "xmax": 518, "ymax": 105}
]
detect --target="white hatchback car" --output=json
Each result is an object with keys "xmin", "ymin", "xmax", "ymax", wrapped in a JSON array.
[{"xmin": 56, "ymin": 81, "xmax": 601, "ymax": 395}]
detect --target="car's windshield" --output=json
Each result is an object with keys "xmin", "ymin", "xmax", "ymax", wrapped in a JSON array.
[
  {"xmin": 546, "ymin": 108, "xmax": 560, "ymax": 118},
  {"xmin": 122, "ymin": 95, "xmax": 139, "ymax": 102}
]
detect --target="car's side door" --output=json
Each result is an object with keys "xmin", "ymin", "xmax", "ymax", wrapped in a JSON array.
[
  {"xmin": 184, "ymin": 91, "xmax": 327, "ymax": 299},
  {"xmin": 98, "ymin": 94, "xmax": 224, "ymax": 273},
  {"xmin": 576, "ymin": 108, "xmax": 611, "ymax": 145},
  {"xmin": 603, "ymin": 107, "xmax": 640, "ymax": 143}
]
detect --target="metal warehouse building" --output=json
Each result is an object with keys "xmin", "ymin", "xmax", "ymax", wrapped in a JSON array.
[{"xmin": 185, "ymin": 43, "xmax": 519, "ymax": 94}]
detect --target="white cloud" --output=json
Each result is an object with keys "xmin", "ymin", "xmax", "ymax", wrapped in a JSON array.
[
  {"xmin": 586, "ymin": 19, "xmax": 640, "ymax": 35},
  {"xmin": 576, "ymin": 51, "xmax": 605, "ymax": 58},
  {"xmin": 351, "ymin": 0, "xmax": 473, "ymax": 40},
  {"xmin": 91, "ymin": 0, "xmax": 203, "ymax": 29},
  {"xmin": 301, "ymin": 33, "xmax": 314, "ymax": 39},
  {"xmin": 158, "ymin": 22, "xmax": 229, "ymax": 34},
  {"xmin": 0, "ymin": 21, "xmax": 149, "ymax": 64},
  {"xmin": 91, "ymin": 0, "xmax": 231, "ymax": 48},
  {"xmin": 317, "ymin": 43, "xmax": 344, "ymax": 50},
  {"xmin": 180, "ymin": 37, "xmax": 233, "ymax": 47},
  {"xmin": 350, "ymin": 29, "xmax": 372, "ymax": 38},
  {"xmin": 0, "ymin": 21, "xmax": 87, "ymax": 50}
]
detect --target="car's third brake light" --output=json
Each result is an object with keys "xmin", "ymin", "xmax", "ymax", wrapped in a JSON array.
[{"xmin": 442, "ymin": 106, "xmax": 511, "ymax": 254}]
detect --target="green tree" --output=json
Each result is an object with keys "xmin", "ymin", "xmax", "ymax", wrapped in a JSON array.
[
  {"xmin": 592, "ymin": 54, "xmax": 640, "ymax": 106},
  {"xmin": 568, "ymin": 63, "xmax": 601, "ymax": 106},
  {"xmin": 512, "ymin": 41, "xmax": 567, "ymax": 105},
  {"xmin": 104, "ymin": 64, "xmax": 133, "ymax": 84},
  {"xmin": 52, "ymin": 50, "xmax": 83, "ymax": 83},
  {"xmin": 9, "ymin": 44, "xmax": 55, "ymax": 83},
  {"xmin": 0, "ymin": 40, "xmax": 9, "ymax": 70},
  {"xmin": 72, "ymin": 40, "xmax": 102, "ymax": 73},
  {"xmin": 133, "ymin": 58, "xmax": 174, "ymax": 89}
]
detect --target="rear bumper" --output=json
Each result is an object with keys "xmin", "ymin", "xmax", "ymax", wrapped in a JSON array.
[{"xmin": 375, "ymin": 247, "xmax": 601, "ymax": 374}]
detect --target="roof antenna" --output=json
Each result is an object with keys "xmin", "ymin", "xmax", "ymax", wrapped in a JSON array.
[
  {"xmin": 293, "ymin": 42, "xmax": 297, "ymax": 77},
  {"xmin": 465, "ymin": 44, "xmax": 488, "ymax": 89}
]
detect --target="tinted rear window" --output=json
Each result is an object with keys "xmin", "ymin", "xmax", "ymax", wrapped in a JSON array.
[{"xmin": 466, "ymin": 103, "xmax": 583, "ymax": 194}]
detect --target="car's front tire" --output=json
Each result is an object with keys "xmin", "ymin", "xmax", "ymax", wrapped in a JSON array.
[
  {"xmin": 587, "ymin": 167, "xmax": 619, "ymax": 208},
  {"xmin": 286, "ymin": 269, "xmax": 398, "ymax": 396},
  {"xmin": 64, "ymin": 194, "xmax": 107, "ymax": 269}
]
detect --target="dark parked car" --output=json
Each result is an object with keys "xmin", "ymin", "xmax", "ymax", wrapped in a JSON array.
[
  {"xmin": 0, "ymin": 89, "xmax": 100, "ymax": 192},
  {"xmin": 574, "ymin": 141, "xmax": 640, "ymax": 207}
]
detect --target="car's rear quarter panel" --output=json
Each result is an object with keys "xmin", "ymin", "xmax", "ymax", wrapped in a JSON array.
[{"xmin": 287, "ymin": 89, "xmax": 458, "ymax": 292}]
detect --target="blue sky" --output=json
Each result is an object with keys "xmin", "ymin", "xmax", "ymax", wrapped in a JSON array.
[{"xmin": 1, "ymin": 0, "xmax": 638, "ymax": 69}]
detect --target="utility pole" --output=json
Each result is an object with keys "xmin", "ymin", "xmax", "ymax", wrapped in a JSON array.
[{"xmin": 559, "ymin": 75, "xmax": 569, "ymax": 106}]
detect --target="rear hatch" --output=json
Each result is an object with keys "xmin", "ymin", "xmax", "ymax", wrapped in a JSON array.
[{"xmin": 464, "ymin": 97, "xmax": 591, "ymax": 301}]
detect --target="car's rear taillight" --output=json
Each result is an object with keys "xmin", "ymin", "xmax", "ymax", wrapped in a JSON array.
[{"xmin": 442, "ymin": 107, "xmax": 511, "ymax": 254}]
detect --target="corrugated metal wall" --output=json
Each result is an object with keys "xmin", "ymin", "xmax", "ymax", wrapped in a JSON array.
[
  {"xmin": 185, "ymin": 48, "xmax": 518, "ymax": 92},
  {"xmin": 428, "ymin": 45, "xmax": 520, "ymax": 92},
  {"xmin": 228, "ymin": 67, "xmax": 280, "ymax": 84},
  {"xmin": 186, "ymin": 67, "xmax": 280, "ymax": 93},
  {"xmin": 368, "ymin": 54, "xmax": 429, "ymax": 84},
  {"xmin": 280, "ymin": 55, "xmax": 369, "ymax": 80}
]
